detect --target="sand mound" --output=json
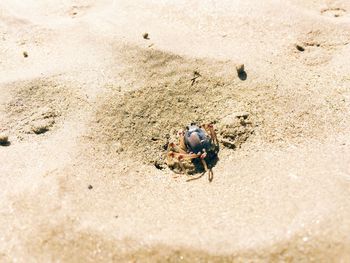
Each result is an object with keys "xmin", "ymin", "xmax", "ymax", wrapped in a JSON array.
[
  {"xmin": 0, "ymin": 78, "xmax": 81, "ymax": 141},
  {"xmin": 90, "ymin": 46, "xmax": 349, "ymax": 170},
  {"xmin": 91, "ymin": 47, "xmax": 255, "ymax": 168}
]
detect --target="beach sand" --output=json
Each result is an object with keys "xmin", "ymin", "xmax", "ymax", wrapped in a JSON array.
[{"xmin": 1, "ymin": 0, "xmax": 350, "ymax": 261}]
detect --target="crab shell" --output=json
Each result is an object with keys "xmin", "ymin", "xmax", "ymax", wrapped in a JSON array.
[
  {"xmin": 184, "ymin": 125, "xmax": 212, "ymax": 154},
  {"xmin": 166, "ymin": 124, "xmax": 219, "ymax": 175}
]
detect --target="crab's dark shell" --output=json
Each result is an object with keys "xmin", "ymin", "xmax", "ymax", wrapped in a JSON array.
[{"xmin": 184, "ymin": 125, "xmax": 212, "ymax": 154}]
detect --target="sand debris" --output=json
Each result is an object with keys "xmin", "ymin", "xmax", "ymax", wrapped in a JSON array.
[
  {"xmin": 219, "ymin": 112, "xmax": 254, "ymax": 149},
  {"xmin": 31, "ymin": 119, "xmax": 55, "ymax": 134},
  {"xmin": 1, "ymin": 79, "xmax": 82, "ymax": 140}
]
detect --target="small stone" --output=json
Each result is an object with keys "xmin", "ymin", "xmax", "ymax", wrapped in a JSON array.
[
  {"xmin": 88, "ymin": 185, "xmax": 93, "ymax": 190},
  {"xmin": 296, "ymin": 44, "xmax": 305, "ymax": 52},
  {"xmin": 23, "ymin": 51, "xmax": 28, "ymax": 58},
  {"xmin": 236, "ymin": 64, "xmax": 247, "ymax": 80},
  {"xmin": 32, "ymin": 125, "xmax": 48, "ymax": 134},
  {"xmin": 31, "ymin": 119, "xmax": 54, "ymax": 134},
  {"xmin": 236, "ymin": 64, "xmax": 245, "ymax": 74},
  {"xmin": 142, "ymin": 33, "xmax": 149, "ymax": 39},
  {"xmin": 0, "ymin": 133, "xmax": 9, "ymax": 145}
]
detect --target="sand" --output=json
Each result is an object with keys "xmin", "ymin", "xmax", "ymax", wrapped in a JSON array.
[{"xmin": 1, "ymin": 0, "xmax": 350, "ymax": 262}]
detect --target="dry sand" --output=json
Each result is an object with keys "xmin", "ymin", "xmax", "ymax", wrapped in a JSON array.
[{"xmin": 1, "ymin": 0, "xmax": 350, "ymax": 262}]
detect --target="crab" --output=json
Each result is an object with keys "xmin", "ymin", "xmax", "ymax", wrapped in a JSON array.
[{"xmin": 166, "ymin": 123, "xmax": 219, "ymax": 182}]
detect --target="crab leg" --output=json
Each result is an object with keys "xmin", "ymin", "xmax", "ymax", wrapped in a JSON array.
[
  {"xmin": 209, "ymin": 125, "xmax": 219, "ymax": 146},
  {"xmin": 178, "ymin": 129, "xmax": 187, "ymax": 152},
  {"xmin": 186, "ymin": 172, "xmax": 205, "ymax": 182},
  {"xmin": 166, "ymin": 129, "xmax": 187, "ymax": 155},
  {"xmin": 185, "ymin": 154, "xmax": 213, "ymax": 182},
  {"xmin": 203, "ymin": 124, "xmax": 219, "ymax": 146},
  {"xmin": 166, "ymin": 150, "xmax": 199, "ymax": 174},
  {"xmin": 167, "ymin": 142, "xmax": 187, "ymax": 154},
  {"xmin": 201, "ymin": 158, "xmax": 213, "ymax": 182},
  {"xmin": 186, "ymin": 153, "xmax": 207, "ymax": 181},
  {"xmin": 167, "ymin": 151, "xmax": 200, "ymax": 160},
  {"xmin": 178, "ymin": 159, "xmax": 188, "ymax": 175},
  {"xmin": 167, "ymin": 151, "xmax": 200, "ymax": 178}
]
